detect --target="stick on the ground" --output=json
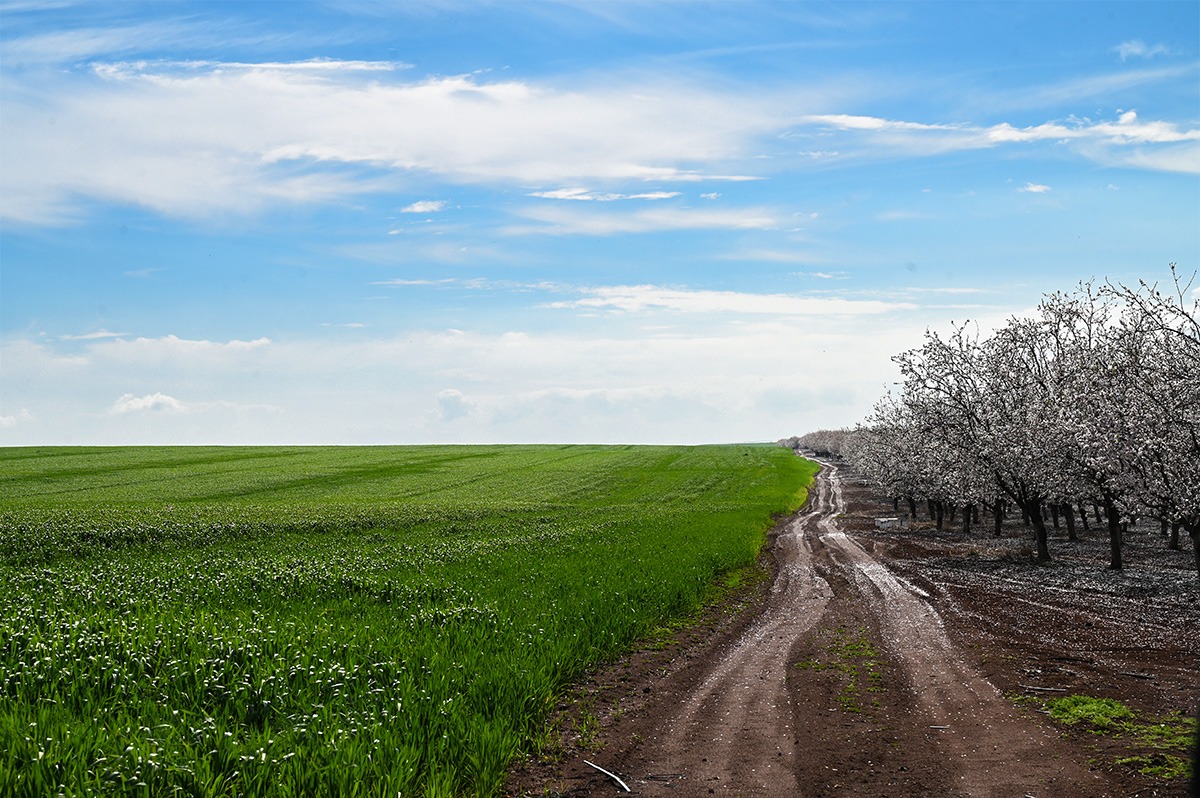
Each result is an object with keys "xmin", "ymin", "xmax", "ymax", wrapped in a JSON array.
[
  {"xmin": 1018, "ymin": 684, "xmax": 1067, "ymax": 692},
  {"xmin": 583, "ymin": 760, "xmax": 631, "ymax": 792}
]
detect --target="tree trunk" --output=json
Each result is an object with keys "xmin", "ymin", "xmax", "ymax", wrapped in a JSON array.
[
  {"xmin": 1169, "ymin": 521, "xmax": 1181, "ymax": 551},
  {"xmin": 928, "ymin": 499, "xmax": 937, "ymax": 522},
  {"xmin": 1050, "ymin": 504, "xmax": 1060, "ymax": 530},
  {"xmin": 993, "ymin": 499, "xmax": 1004, "ymax": 538},
  {"xmin": 963, "ymin": 503, "xmax": 974, "ymax": 536},
  {"xmin": 907, "ymin": 496, "xmax": 918, "ymax": 520},
  {"xmin": 1078, "ymin": 503, "xmax": 1089, "ymax": 532},
  {"xmin": 949, "ymin": 504, "xmax": 958, "ymax": 522},
  {"xmin": 1022, "ymin": 505, "xmax": 1031, "ymax": 527},
  {"xmin": 935, "ymin": 501, "xmax": 945, "ymax": 531},
  {"xmin": 1063, "ymin": 503, "xmax": 1077, "ymax": 542},
  {"xmin": 1026, "ymin": 496, "xmax": 1051, "ymax": 563},
  {"xmin": 1185, "ymin": 521, "xmax": 1200, "ymax": 581},
  {"xmin": 893, "ymin": 496, "xmax": 900, "ymax": 513},
  {"xmin": 1093, "ymin": 503, "xmax": 1103, "ymax": 524},
  {"xmin": 1103, "ymin": 493, "xmax": 1123, "ymax": 571}
]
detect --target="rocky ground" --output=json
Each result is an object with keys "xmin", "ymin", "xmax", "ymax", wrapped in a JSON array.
[{"xmin": 506, "ymin": 462, "xmax": 1199, "ymax": 798}]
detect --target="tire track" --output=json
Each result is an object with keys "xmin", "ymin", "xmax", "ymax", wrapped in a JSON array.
[
  {"xmin": 613, "ymin": 458, "xmax": 840, "ymax": 795},
  {"xmin": 603, "ymin": 461, "xmax": 1115, "ymax": 797}
]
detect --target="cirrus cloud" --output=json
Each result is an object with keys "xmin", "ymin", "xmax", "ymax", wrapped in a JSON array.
[{"xmin": 544, "ymin": 285, "xmax": 913, "ymax": 315}]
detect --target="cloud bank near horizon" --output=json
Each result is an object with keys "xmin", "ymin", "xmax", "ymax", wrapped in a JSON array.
[{"xmin": 2, "ymin": 2, "xmax": 1196, "ymax": 445}]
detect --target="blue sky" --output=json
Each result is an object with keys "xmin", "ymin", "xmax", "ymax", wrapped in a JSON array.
[{"xmin": 1, "ymin": 1, "xmax": 1197, "ymax": 445}]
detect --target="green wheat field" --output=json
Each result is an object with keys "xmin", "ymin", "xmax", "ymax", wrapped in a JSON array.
[{"xmin": 0, "ymin": 445, "xmax": 817, "ymax": 797}]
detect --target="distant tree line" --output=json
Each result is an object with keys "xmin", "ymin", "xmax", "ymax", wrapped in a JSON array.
[{"xmin": 783, "ymin": 266, "xmax": 1200, "ymax": 577}]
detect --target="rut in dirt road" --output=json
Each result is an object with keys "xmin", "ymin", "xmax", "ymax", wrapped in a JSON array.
[
  {"xmin": 608, "ymin": 462, "xmax": 1114, "ymax": 798},
  {"xmin": 613, "ymin": 460, "xmax": 842, "ymax": 795}
]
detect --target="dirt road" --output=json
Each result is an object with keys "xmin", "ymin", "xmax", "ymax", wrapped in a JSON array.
[
  {"xmin": 609, "ymin": 461, "xmax": 1115, "ymax": 796},
  {"xmin": 508, "ymin": 461, "xmax": 1186, "ymax": 796}
]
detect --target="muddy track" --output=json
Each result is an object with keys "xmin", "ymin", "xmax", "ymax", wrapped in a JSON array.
[{"xmin": 564, "ymin": 462, "xmax": 1122, "ymax": 797}]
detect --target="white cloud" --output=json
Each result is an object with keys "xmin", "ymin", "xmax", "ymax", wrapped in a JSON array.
[
  {"xmin": 1103, "ymin": 141, "xmax": 1200, "ymax": 175},
  {"xmin": 58, "ymin": 329, "xmax": 129, "ymax": 341},
  {"xmin": 111, "ymin": 392, "xmax": 187, "ymax": 414},
  {"xmin": 1115, "ymin": 40, "xmax": 1170, "ymax": 61},
  {"xmin": 529, "ymin": 188, "xmax": 681, "ymax": 201},
  {"xmin": 795, "ymin": 271, "xmax": 849, "ymax": 280},
  {"xmin": 93, "ymin": 335, "xmax": 272, "ymax": 364},
  {"xmin": 1, "ymin": 62, "xmax": 785, "ymax": 225},
  {"xmin": 371, "ymin": 278, "xmax": 459, "ymax": 286},
  {"xmin": 0, "ymin": 295, "xmax": 1025, "ymax": 445},
  {"xmin": 436, "ymin": 388, "xmax": 475, "ymax": 422},
  {"xmin": 544, "ymin": 285, "xmax": 913, "ymax": 315},
  {"xmin": 0, "ymin": 23, "xmax": 197, "ymax": 66},
  {"xmin": 0, "ymin": 409, "xmax": 34, "ymax": 428},
  {"xmin": 505, "ymin": 205, "xmax": 777, "ymax": 235},
  {"xmin": 1019, "ymin": 182, "xmax": 1051, "ymax": 193},
  {"xmin": 94, "ymin": 59, "xmax": 407, "ymax": 77},
  {"xmin": 806, "ymin": 114, "xmax": 963, "ymax": 133},
  {"xmin": 802, "ymin": 110, "xmax": 1200, "ymax": 173},
  {"xmin": 6, "ymin": 51, "xmax": 1193, "ymax": 226},
  {"xmin": 401, "ymin": 200, "xmax": 447, "ymax": 213}
]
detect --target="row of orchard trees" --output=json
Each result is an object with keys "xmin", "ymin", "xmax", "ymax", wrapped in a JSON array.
[{"xmin": 787, "ymin": 266, "xmax": 1199, "ymax": 576}]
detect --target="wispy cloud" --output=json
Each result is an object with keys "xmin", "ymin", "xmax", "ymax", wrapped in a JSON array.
[
  {"xmin": 1019, "ymin": 182, "xmax": 1051, "ymax": 193},
  {"xmin": 58, "ymin": 329, "xmax": 129, "ymax": 341},
  {"xmin": 1, "ymin": 62, "xmax": 786, "ymax": 225},
  {"xmin": 401, "ymin": 200, "xmax": 447, "ymax": 213},
  {"xmin": 1114, "ymin": 40, "xmax": 1170, "ymax": 61},
  {"xmin": 94, "ymin": 59, "xmax": 407, "ymax": 78},
  {"xmin": 505, "ymin": 205, "xmax": 777, "ymax": 235},
  {"xmin": 795, "ymin": 271, "xmax": 849, "ymax": 280},
  {"xmin": 370, "ymin": 278, "xmax": 459, "ymax": 286},
  {"xmin": 1, "ymin": 22, "xmax": 197, "ymax": 66},
  {"xmin": 545, "ymin": 285, "xmax": 912, "ymax": 315},
  {"xmin": 977, "ymin": 64, "xmax": 1196, "ymax": 111},
  {"xmin": 803, "ymin": 109, "xmax": 1200, "ymax": 174},
  {"xmin": 529, "ymin": 188, "xmax": 682, "ymax": 201},
  {"xmin": 8, "ymin": 46, "xmax": 1193, "ymax": 228}
]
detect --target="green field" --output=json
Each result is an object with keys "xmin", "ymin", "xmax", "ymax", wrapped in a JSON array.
[{"xmin": 0, "ymin": 445, "xmax": 818, "ymax": 797}]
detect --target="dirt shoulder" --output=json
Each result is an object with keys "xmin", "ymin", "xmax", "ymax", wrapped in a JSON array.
[{"xmin": 505, "ymin": 462, "xmax": 1199, "ymax": 798}]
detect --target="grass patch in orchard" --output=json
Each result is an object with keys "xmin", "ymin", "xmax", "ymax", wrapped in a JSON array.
[
  {"xmin": 1017, "ymin": 694, "xmax": 1197, "ymax": 783},
  {"xmin": 1046, "ymin": 695, "xmax": 1134, "ymax": 728},
  {"xmin": 0, "ymin": 444, "xmax": 818, "ymax": 797}
]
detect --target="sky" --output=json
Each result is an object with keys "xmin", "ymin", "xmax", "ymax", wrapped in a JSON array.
[{"xmin": 1, "ymin": 1, "xmax": 1197, "ymax": 446}]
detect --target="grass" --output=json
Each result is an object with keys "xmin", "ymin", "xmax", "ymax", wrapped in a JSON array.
[
  {"xmin": 1046, "ymin": 695, "xmax": 1134, "ymax": 729},
  {"xmin": 1016, "ymin": 694, "xmax": 1197, "ymax": 783},
  {"xmin": 0, "ymin": 445, "xmax": 818, "ymax": 797},
  {"xmin": 795, "ymin": 625, "xmax": 884, "ymax": 714}
]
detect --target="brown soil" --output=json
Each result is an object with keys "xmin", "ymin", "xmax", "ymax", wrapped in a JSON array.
[{"xmin": 505, "ymin": 461, "xmax": 1200, "ymax": 798}]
